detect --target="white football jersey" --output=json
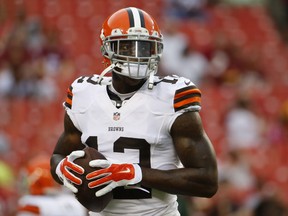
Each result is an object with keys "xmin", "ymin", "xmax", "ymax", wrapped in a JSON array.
[
  {"xmin": 17, "ymin": 193, "xmax": 87, "ymax": 216},
  {"xmin": 64, "ymin": 75, "xmax": 201, "ymax": 216}
]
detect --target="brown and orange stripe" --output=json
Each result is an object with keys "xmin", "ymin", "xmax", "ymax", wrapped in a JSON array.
[
  {"xmin": 174, "ymin": 86, "xmax": 201, "ymax": 112},
  {"xmin": 18, "ymin": 204, "xmax": 40, "ymax": 215},
  {"xmin": 65, "ymin": 86, "xmax": 73, "ymax": 109}
]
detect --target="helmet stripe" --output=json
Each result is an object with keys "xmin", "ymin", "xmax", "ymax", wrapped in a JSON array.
[
  {"xmin": 126, "ymin": 7, "xmax": 146, "ymax": 28},
  {"xmin": 138, "ymin": 9, "xmax": 145, "ymax": 28},
  {"xmin": 126, "ymin": 8, "xmax": 134, "ymax": 27},
  {"xmin": 130, "ymin": 7, "xmax": 141, "ymax": 27}
]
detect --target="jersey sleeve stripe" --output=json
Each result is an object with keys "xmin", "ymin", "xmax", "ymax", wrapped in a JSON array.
[
  {"xmin": 174, "ymin": 88, "xmax": 201, "ymax": 100},
  {"xmin": 174, "ymin": 86, "xmax": 201, "ymax": 112},
  {"xmin": 174, "ymin": 97, "xmax": 201, "ymax": 111},
  {"xmin": 64, "ymin": 86, "xmax": 73, "ymax": 109},
  {"xmin": 18, "ymin": 204, "xmax": 40, "ymax": 214}
]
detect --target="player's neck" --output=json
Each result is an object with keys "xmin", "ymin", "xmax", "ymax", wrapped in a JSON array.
[
  {"xmin": 109, "ymin": 84, "xmax": 135, "ymax": 101},
  {"xmin": 112, "ymin": 72, "xmax": 147, "ymax": 94}
]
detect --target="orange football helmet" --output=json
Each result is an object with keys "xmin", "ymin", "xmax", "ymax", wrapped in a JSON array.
[
  {"xmin": 25, "ymin": 155, "xmax": 56, "ymax": 195},
  {"xmin": 99, "ymin": 7, "xmax": 163, "ymax": 89}
]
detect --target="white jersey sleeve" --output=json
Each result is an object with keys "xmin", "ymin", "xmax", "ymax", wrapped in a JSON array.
[{"xmin": 62, "ymin": 74, "xmax": 201, "ymax": 215}]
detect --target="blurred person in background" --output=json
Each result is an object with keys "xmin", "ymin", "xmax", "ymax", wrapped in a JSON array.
[
  {"xmin": 160, "ymin": 20, "xmax": 210, "ymax": 87},
  {"xmin": 42, "ymin": 29, "xmax": 72, "ymax": 78},
  {"xmin": 0, "ymin": 27, "xmax": 33, "ymax": 98},
  {"xmin": 218, "ymin": 150, "xmax": 256, "ymax": 207},
  {"xmin": 225, "ymin": 96, "xmax": 264, "ymax": 151},
  {"xmin": 164, "ymin": 0, "xmax": 209, "ymax": 21},
  {"xmin": 159, "ymin": 19, "xmax": 189, "ymax": 76},
  {"xmin": 242, "ymin": 176, "xmax": 288, "ymax": 216},
  {"xmin": 176, "ymin": 44, "xmax": 210, "ymax": 87},
  {"xmin": 202, "ymin": 179, "xmax": 251, "ymax": 216},
  {"xmin": 205, "ymin": 33, "xmax": 235, "ymax": 85},
  {"xmin": 17, "ymin": 154, "xmax": 88, "ymax": 216},
  {"xmin": 253, "ymin": 197, "xmax": 287, "ymax": 216},
  {"xmin": 190, "ymin": 150, "xmax": 256, "ymax": 216},
  {"xmin": 0, "ymin": 7, "xmax": 65, "ymax": 100}
]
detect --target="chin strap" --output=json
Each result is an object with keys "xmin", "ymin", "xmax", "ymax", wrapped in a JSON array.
[
  {"xmin": 148, "ymin": 72, "xmax": 154, "ymax": 90},
  {"xmin": 97, "ymin": 63, "xmax": 116, "ymax": 84},
  {"xmin": 148, "ymin": 64, "xmax": 158, "ymax": 90}
]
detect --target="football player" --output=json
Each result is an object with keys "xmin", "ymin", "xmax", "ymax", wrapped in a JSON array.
[
  {"xmin": 50, "ymin": 7, "xmax": 218, "ymax": 216},
  {"xmin": 17, "ymin": 154, "xmax": 87, "ymax": 216}
]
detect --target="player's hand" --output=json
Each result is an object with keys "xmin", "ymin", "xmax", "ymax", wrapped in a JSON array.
[
  {"xmin": 56, "ymin": 150, "xmax": 85, "ymax": 193},
  {"xmin": 87, "ymin": 160, "xmax": 142, "ymax": 197}
]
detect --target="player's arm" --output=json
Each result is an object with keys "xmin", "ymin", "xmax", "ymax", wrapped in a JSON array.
[
  {"xmin": 50, "ymin": 112, "xmax": 85, "ymax": 185},
  {"xmin": 141, "ymin": 111, "xmax": 218, "ymax": 197},
  {"xmin": 87, "ymin": 111, "xmax": 218, "ymax": 198}
]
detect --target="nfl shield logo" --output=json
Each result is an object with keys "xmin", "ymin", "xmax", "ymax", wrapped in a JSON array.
[{"xmin": 113, "ymin": 112, "xmax": 120, "ymax": 121}]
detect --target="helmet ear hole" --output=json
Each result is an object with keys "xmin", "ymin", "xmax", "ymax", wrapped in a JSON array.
[{"xmin": 101, "ymin": 46, "xmax": 107, "ymax": 56}]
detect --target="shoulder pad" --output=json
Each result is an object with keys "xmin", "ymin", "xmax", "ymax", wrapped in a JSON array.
[
  {"xmin": 64, "ymin": 75, "xmax": 111, "ymax": 113},
  {"xmin": 153, "ymin": 75, "xmax": 201, "ymax": 112}
]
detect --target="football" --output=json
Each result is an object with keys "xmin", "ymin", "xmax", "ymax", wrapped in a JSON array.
[{"xmin": 73, "ymin": 147, "xmax": 113, "ymax": 212}]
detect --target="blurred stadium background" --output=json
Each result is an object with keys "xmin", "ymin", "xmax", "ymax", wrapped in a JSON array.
[{"xmin": 0, "ymin": 0, "xmax": 287, "ymax": 215}]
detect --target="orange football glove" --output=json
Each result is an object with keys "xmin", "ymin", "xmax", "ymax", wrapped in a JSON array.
[
  {"xmin": 86, "ymin": 160, "xmax": 142, "ymax": 197},
  {"xmin": 56, "ymin": 150, "xmax": 85, "ymax": 193}
]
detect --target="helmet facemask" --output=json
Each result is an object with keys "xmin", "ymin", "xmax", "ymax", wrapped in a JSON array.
[{"xmin": 100, "ymin": 27, "xmax": 163, "ymax": 89}]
